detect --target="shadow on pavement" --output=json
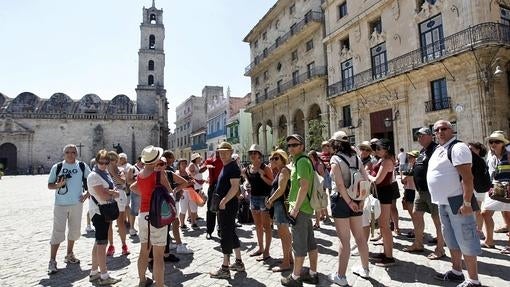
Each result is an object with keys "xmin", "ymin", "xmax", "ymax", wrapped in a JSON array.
[
  {"xmin": 38, "ymin": 264, "xmax": 88, "ymax": 287},
  {"xmin": 385, "ymin": 258, "xmax": 445, "ymax": 286}
]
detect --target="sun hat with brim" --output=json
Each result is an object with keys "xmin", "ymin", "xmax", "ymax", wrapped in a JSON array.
[
  {"xmin": 191, "ymin": 153, "xmax": 201, "ymax": 162},
  {"xmin": 271, "ymin": 149, "xmax": 289, "ymax": 164},
  {"xmin": 217, "ymin": 142, "xmax": 233, "ymax": 151},
  {"xmin": 141, "ymin": 145, "xmax": 164, "ymax": 164},
  {"xmin": 487, "ymin": 131, "xmax": 510, "ymax": 145},
  {"xmin": 358, "ymin": 141, "xmax": 372, "ymax": 151},
  {"xmin": 118, "ymin": 153, "xmax": 128, "ymax": 159},
  {"xmin": 248, "ymin": 144, "xmax": 263, "ymax": 155},
  {"xmin": 286, "ymin": 134, "xmax": 305, "ymax": 144},
  {"xmin": 407, "ymin": 150, "xmax": 420, "ymax": 158},
  {"xmin": 330, "ymin": 131, "xmax": 349, "ymax": 142}
]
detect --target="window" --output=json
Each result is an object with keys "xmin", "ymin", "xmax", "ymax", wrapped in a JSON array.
[
  {"xmin": 292, "ymin": 70, "xmax": 299, "ymax": 85},
  {"xmin": 338, "ymin": 2, "xmax": 347, "ymax": 19},
  {"xmin": 290, "ymin": 23, "xmax": 297, "ymax": 36},
  {"xmin": 307, "ymin": 61, "xmax": 315, "ymax": 78},
  {"xmin": 276, "ymin": 62, "xmax": 282, "ymax": 72},
  {"xmin": 369, "ymin": 18, "xmax": 382, "ymax": 34},
  {"xmin": 291, "ymin": 50, "xmax": 298, "ymax": 61},
  {"xmin": 419, "ymin": 14, "xmax": 444, "ymax": 61},
  {"xmin": 263, "ymin": 48, "xmax": 268, "ymax": 57},
  {"xmin": 255, "ymin": 92, "xmax": 260, "ymax": 101},
  {"xmin": 275, "ymin": 36, "xmax": 281, "ymax": 47},
  {"xmin": 306, "ymin": 39, "xmax": 314, "ymax": 51},
  {"xmin": 342, "ymin": 105, "xmax": 352, "ymax": 127},
  {"xmin": 277, "ymin": 80, "xmax": 283, "ymax": 93},
  {"xmin": 501, "ymin": 6, "xmax": 510, "ymax": 25},
  {"xmin": 148, "ymin": 60, "xmax": 154, "ymax": 71},
  {"xmin": 254, "ymin": 77, "xmax": 259, "ymax": 86},
  {"xmin": 371, "ymin": 43, "xmax": 387, "ymax": 79},
  {"xmin": 148, "ymin": 75, "xmax": 154, "ymax": 86},
  {"xmin": 340, "ymin": 37, "xmax": 350, "ymax": 50},
  {"xmin": 264, "ymin": 88, "xmax": 268, "ymax": 99},
  {"xmin": 149, "ymin": 14, "xmax": 157, "ymax": 24},
  {"xmin": 149, "ymin": 35, "xmax": 155, "ymax": 49},
  {"xmin": 275, "ymin": 19, "xmax": 280, "ymax": 29},
  {"xmin": 417, "ymin": 0, "xmax": 437, "ymax": 10},
  {"xmin": 254, "ymin": 40, "xmax": 258, "ymax": 49},
  {"xmin": 263, "ymin": 71, "xmax": 269, "ymax": 81},
  {"xmin": 262, "ymin": 32, "xmax": 267, "ymax": 40},
  {"xmin": 289, "ymin": 4, "xmax": 296, "ymax": 15},
  {"xmin": 341, "ymin": 59, "xmax": 353, "ymax": 90},
  {"xmin": 429, "ymin": 78, "xmax": 449, "ymax": 111}
]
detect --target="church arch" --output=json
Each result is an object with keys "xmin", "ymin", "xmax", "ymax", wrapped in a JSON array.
[
  {"xmin": 0, "ymin": 143, "xmax": 17, "ymax": 175},
  {"xmin": 277, "ymin": 115, "xmax": 288, "ymax": 140},
  {"xmin": 293, "ymin": 109, "xmax": 305, "ymax": 137},
  {"xmin": 77, "ymin": 94, "xmax": 101, "ymax": 113},
  {"xmin": 149, "ymin": 35, "xmax": 155, "ymax": 49},
  {"xmin": 7, "ymin": 92, "xmax": 39, "ymax": 113},
  {"xmin": 107, "ymin": 95, "xmax": 133, "ymax": 114},
  {"xmin": 148, "ymin": 60, "xmax": 155, "ymax": 71},
  {"xmin": 148, "ymin": 75, "xmax": 154, "ymax": 86},
  {"xmin": 41, "ymin": 93, "xmax": 73, "ymax": 113},
  {"xmin": 308, "ymin": 103, "xmax": 322, "ymax": 121},
  {"xmin": 150, "ymin": 13, "xmax": 157, "ymax": 24}
]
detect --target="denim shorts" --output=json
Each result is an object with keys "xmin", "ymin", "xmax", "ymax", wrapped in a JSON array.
[
  {"xmin": 439, "ymin": 204, "xmax": 482, "ymax": 256},
  {"xmin": 130, "ymin": 192, "xmax": 141, "ymax": 216},
  {"xmin": 250, "ymin": 196, "xmax": 268, "ymax": 211},
  {"xmin": 273, "ymin": 200, "xmax": 289, "ymax": 225}
]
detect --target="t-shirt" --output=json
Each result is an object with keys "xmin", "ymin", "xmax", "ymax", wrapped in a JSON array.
[
  {"xmin": 413, "ymin": 142, "xmax": 437, "ymax": 191},
  {"xmin": 397, "ymin": 152, "xmax": 407, "ymax": 165},
  {"xmin": 427, "ymin": 138, "xmax": 472, "ymax": 205},
  {"xmin": 204, "ymin": 157, "xmax": 223, "ymax": 184},
  {"xmin": 87, "ymin": 171, "xmax": 110, "ymax": 216},
  {"xmin": 215, "ymin": 161, "xmax": 241, "ymax": 208},
  {"xmin": 289, "ymin": 153, "xmax": 314, "ymax": 215},
  {"xmin": 48, "ymin": 161, "xmax": 91, "ymax": 206}
]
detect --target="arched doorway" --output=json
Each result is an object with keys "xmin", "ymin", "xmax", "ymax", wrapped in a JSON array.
[
  {"xmin": 255, "ymin": 123, "xmax": 263, "ymax": 145},
  {"xmin": 278, "ymin": 115, "xmax": 288, "ymax": 141},
  {"xmin": 265, "ymin": 120, "xmax": 274, "ymax": 156},
  {"xmin": 0, "ymin": 143, "xmax": 17, "ymax": 175},
  {"xmin": 308, "ymin": 104, "xmax": 322, "ymax": 122},
  {"xmin": 293, "ymin": 109, "xmax": 305, "ymax": 137}
]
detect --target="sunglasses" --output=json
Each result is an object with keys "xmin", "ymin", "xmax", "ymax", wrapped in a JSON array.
[
  {"xmin": 270, "ymin": 156, "xmax": 280, "ymax": 161},
  {"xmin": 157, "ymin": 162, "xmax": 167, "ymax": 167},
  {"xmin": 65, "ymin": 151, "xmax": 76, "ymax": 154},
  {"xmin": 489, "ymin": 140, "xmax": 503, "ymax": 145},
  {"xmin": 287, "ymin": 143, "xmax": 301, "ymax": 148},
  {"xmin": 97, "ymin": 161, "xmax": 110, "ymax": 165},
  {"xmin": 434, "ymin": 127, "xmax": 449, "ymax": 133}
]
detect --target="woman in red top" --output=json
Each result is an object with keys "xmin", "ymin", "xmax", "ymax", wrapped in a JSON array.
[{"xmin": 130, "ymin": 146, "xmax": 173, "ymax": 287}]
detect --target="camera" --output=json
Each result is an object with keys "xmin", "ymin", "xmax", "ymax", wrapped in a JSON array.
[{"xmin": 58, "ymin": 173, "xmax": 72, "ymax": 181}]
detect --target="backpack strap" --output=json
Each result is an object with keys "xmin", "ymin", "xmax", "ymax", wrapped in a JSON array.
[
  {"xmin": 156, "ymin": 171, "xmax": 161, "ymax": 185},
  {"xmin": 446, "ymin": 139, "xmax": 461, "ymax": 164},
  {"xmin": 295, "ymin": 155, "xmax": 315, "ymax": 202},
  {"xmin": 55, "ymin": 161, "xmax": 64, "ymax": 177},
  {"xmin": 78, "ymin": 161, "xmax": 88, "ymax": 191}
]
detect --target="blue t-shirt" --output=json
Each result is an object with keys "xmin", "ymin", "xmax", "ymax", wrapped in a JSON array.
[
  {"xmin": 48, "ymin": 161, "xmax": 91, "ymax": 206},
  {"xmin": 215, "ymin": 161, "xmax": 241, "ymax": 206}
]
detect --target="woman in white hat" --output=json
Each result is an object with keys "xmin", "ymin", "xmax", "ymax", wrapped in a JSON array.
[{"xmin": 481, "ymin": 131, "xmax": 510, "ymax": 254}]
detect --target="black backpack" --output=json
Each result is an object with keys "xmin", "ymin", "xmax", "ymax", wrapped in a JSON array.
[
  {"xmin": 55, "ymin": 161, "xmax": 88, "ymax": 191},
  {"xmin": 447, "ymin": 140, "xmax": 491, "ymax": 193}
]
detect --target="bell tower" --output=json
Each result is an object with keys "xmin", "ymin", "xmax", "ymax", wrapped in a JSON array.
[{"xmin": 136, "ymin": 0, "xmax": 168, "ymax": 147}]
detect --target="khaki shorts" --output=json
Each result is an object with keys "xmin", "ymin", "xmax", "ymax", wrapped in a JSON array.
[
  {"xmin": 291, "ymin": 212, "xmax": 317, "ymax": 257},
  {"xmin": 50, "ymin": 203, "xmax": 83, "ymax": 245},
  {"xmin": 414, "ymin": 190, "xmax": 438, "ymax": 216},
  {"xmin": 138, "ymin": 212, "xmax": 168, "ymax": 246},
  {"xmin": 115, "ymin": 189, "xmax": 127, "ymax": 212}
]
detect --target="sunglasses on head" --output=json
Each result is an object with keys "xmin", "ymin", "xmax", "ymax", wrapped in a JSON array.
[
  {"xmin": 489, "ymin": 140, "xmax": 503, "ymax": 144},
  {"xmin": 434, "ymin": 127, "xmax": 449, "ymax": 133},
  {"xmin": 270, "ymin": 156, "xmax": 280, "ymax": 161},
  {"xmin": 287, "ymin": 143, "xmax": 301, "ymax": 148}
]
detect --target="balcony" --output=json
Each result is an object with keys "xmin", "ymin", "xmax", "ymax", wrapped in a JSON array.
[
  {"xmin": 191, "ymin": 143, "xmax": 207, "ymax": 150},
  {"xmin": 255, "ymin": 66, "xmax": 327, "ymax": 104},
  {"xmin": 226, "ymin": 137, "xmax": 240, "ymax": 144},
  {"xmin": 328, "ymin": 22, "xmax": 510, "ymax": 98},
  {"xmin": 206, "ymin": 129, "xmax": 225, "ymax": 140},
  {"xmin": 245, "ymin": 10, "xmax": 323, "ymax": 76},
  {"xmin": 425, "ymin": 97, "xmax": 451, "ymax": 112}
]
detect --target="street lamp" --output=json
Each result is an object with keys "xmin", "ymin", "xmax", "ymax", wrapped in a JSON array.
[{"xmin": 384, "ymin": 110, "xmax": 400, "ymax": 128}]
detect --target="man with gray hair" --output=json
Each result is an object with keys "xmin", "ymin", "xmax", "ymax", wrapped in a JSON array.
[{"xmin": 47, "ymin": 144, "xmax": 91, "ymax": 274}]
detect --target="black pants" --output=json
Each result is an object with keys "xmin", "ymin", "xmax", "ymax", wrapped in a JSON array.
[
  {"xmin": 206, "ymin": 183, "xmax": 218, "ymax": 234},
  {"xmin": 218, "ymin": 200, "xmax": 240, "ymax": 255}
]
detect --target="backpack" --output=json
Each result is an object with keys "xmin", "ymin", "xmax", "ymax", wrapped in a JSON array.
[
  {"xmin": 296, "ymin": 155, "xmax": 328, "ymax": 210},
  {"xmin": 146, "ymin": 171, "xmax": 177, "ymax": 229},
  {"xmin": 336, "ymin": 154, "xmax": 370, "ymax": 200},
  {"xmin": 447, "ymin": 140, "xmax": 491, "ymax": 193},
  {"xmin": 56, "ymin": 161, "xmax": 88, "ymax": 191}
]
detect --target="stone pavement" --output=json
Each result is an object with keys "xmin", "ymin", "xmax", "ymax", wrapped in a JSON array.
[{"xmin": 0, "ymin": 175, "xmax": 509, "ymax": 287}]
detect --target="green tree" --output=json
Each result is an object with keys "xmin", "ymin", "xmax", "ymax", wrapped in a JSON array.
[
  {"xmin": 307, "ymin": 119, "xmax": 327, "ymax": 151},
  {"xmin": 275, "ymin": 136, "xmax": 287, "ymax": 150}
]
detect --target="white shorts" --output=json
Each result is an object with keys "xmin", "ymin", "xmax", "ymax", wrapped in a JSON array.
[
  {"xmin": 115, "ymin": 189, "xmax": 127, "ymax": 212},
  {"xmin": 50, "ymin": 203, "xmax": 83, "ymax": 244},
  {"xmin": 474, "ymin": 191, "xmax": 486, "ymax": 202},
  {"xmin": 179, "ymin": 189, "xmax": 198, "ymax": 214},
  {"xmin": 361, "ymin": 209, "xmax": 370, "ymax": 227},
  {"xmin": 138, "ymin": 212, "xmax": 168, "ymax": 246}
]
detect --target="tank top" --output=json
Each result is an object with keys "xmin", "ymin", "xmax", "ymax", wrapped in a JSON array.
[
  {"xmin": 494, "ymin": 151, "xmax": 510, "ymax": 182},
  {"xmin": 247, "ymin": 163, "xmax": 271, "ymax": 197},
  {"xmin": 270, "ymin": 169, "xmax": 290, "ymax": 203},
  {"xmin": 372, "ymin": 160, "xmax": 393, "ymax": 187},
  {"xmin": 138, "ymin": 172, "xmax": 157, "ymax": 213}
]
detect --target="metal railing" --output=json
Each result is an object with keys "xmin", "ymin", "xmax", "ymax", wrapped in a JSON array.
[
  {"xmin": 255, "ymin": 66, "xmax": 327, "ymax": 104},
  {"xmin": 0, "ymin": 112, "xmax": 154, "ymax": 120},
  {"xmin": 425, "ymin": 97, "xmax": 451, "ymax": 112},
  {"xmin": 328, "ymin": 22, "xmax": 510, "ymax": 98},
  {"xmin": 245, "ymin": 10, "xmax": 323, "ymax": 75}
]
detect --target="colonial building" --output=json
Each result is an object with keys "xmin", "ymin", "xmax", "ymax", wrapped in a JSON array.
[
  {"xmin": 173, "ymin": 95, "xmax": 206, "ymax": 160},
  {"xmin": 324, "ymin": 0, "xmax": 510, "ymax": 149},
  {"xmin": 0, "ymin": 1, "xmax": 169, "ymax": 174},
  {"xmin": 244, "ymin": 0, "xmax": 329, "ymax": 155},
  {"xmin": 226, "ymin": 94, "xmax": 253, "ymax": 162}
]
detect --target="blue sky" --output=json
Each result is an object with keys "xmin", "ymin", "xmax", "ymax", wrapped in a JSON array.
[{"xmin": 0, "ymin": 0, "xmax": 274, "ymax": 130}]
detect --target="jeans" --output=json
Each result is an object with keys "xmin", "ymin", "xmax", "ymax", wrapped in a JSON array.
[{"xmin": 439, "ymin": 204, "xmax": 482, "ymax": 256}]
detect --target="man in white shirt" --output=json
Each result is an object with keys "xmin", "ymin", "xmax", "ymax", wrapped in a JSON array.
[{"xmin": 427, "ymin": 120, "xmax": 481, "ymax": 287}]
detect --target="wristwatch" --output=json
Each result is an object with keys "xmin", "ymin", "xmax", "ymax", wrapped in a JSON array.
[{"xmin": 463, "ymin": 201, "xmax": 472, "ymax": 207}]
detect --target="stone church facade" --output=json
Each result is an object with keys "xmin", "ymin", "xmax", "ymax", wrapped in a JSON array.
[{"xmin": 0, "ymin": 2, "xmax": 169, "ymax": 174}]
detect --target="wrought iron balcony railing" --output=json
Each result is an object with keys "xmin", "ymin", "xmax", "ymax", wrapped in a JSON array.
[
  {"xmin": 425, "ymin": 97, "xmax": 451, "ymax": 112},
  {"xmin": 328, "ymin": 22, "xmax": 510, "ymax": 98},
  {"xmin": 255, "ymin": 66, "xmax": 327, "ymax": 104},
  {"xmin": 245, "ymin": 10, "xmax": 323, "ymax": 75}
]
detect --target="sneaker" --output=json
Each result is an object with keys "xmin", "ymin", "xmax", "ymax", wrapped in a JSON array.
[
  {"xmin": 229, "ymin": 260, "xmax": 245, "ymax": 272},
  {"xmin": 281, "ymin": 274, "xmax": 303, "ymax": 287},
  {"xmin": 457, "ymin": 280, "xmax": 482, "ymax": 287},
  {"xmin": 64, "ymin": 253, "xmax": 80, "ymax": 264},
  {"xmin": 329, "ymin": 273, "xmax": 348, "ymax": 286},
  {"xmin": 301, "ymin": 272, "xmax": 319, "ymax": 284},
  {"xmin": 129, "ymin": 228, "xmax": 138, "ymax": 237},
  {"xmin": 206, "ymin": 233, "xmax": 213, "ymax": 240},
  {"xmin": 210, "ymin": 266, "xmax": 230, "ymax": 279},
  {"xmin": 122, "ymin": 244, "xmax": 130, "ymax": 255},
  {"xmin": 374, "ymin": 256, "xmax": 396, "ymax": 267},
  {"xmin": 47, "ymin": 260, "xmax": 57, "ymax": 274},
  {"xmin": 138, "ymin": 277, "xmax": 153, "ymax": 287},
  {"xmin": 169, "ymin": 242, "xmax": 178, "ymax": 249},
  {"xmin": 176, "ymin": 244, "xmax": 194, "ymax": 254},
  {"xmin": 98, "ymin": 275, "xmax": 121, "ymax": 285},
  {"xmin": 351, "ymin": 244, "xmax": 359, "ymax": 256},
  {"xmin": 352, "ymin": 265, "xmax": 370, "ymax": 279},
  {"xmin": 89, "ymin": 273, "xmax": 101, "ymax": 282},
  {"xmin": 369, "ymin": 252, "xmax": 385, "ymax": 261},
  {"xmin": 164, "ymin": 254, "xmax": 180, "ymax": 262},
  {"xmin": 434, "ymin": 270, "xmax": 465, "ymax": 282},
  {"xmin": 191, "ymin": 223, "xmax": 199, "ymax": 229},
  {"xmin": 495, "ymin": 226, "xmax": 508, "ymax": 233},
  {"xmin": 323, "ymin": 217, "xmax": 332, "ymax": 224},
  {"xmin": 106, "ymin": 245, "xmax": 115, "ymax": 256},
  {"xmin": 180, "ymin": 224, "xmax": 188, "ymax": 230},
  {"xmin": 86, "ymin": 225, "xmax": 95, "ymax": 233}
]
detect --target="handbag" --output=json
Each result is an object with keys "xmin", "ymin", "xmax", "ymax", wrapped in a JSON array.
[
  {"xmin": 91, "ymin": 195, "xmax": 119, "ymax": 222},
  {"xmin": 209, "ymin": 192, "xmax": 221, "ymax": 213},
  {"xmin": 363, "ymin": 182, "xmax": 380, "ymax": 237},
  {"xmin": 489, "ymin": 181, "xmax": 510, "ymax": 203}
]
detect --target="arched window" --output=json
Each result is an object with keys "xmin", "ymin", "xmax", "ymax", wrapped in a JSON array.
[
  {"xmin": 148, "ymin": 75, "xmax": 154, "ymax": 86},
  {"xmin": 148, "ymin": 60, "xmax": 154, "ymax": 71},
  {"xmin": 150, "ymin": 14, "xmax": 157, "ymax": 24},
  {"xmin": 149, "ymin": 35, "xmax": 155, "ymax": 50}
]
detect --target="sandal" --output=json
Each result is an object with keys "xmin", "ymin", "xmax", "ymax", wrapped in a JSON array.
[
  {"xmin": 249, "ymin": 250, "xmax": 263, "ymax": 257},
  {"xmin": 403, "ymin": 245, "xmax": 424, "ymax": 253},
  {"xmin": 481, "ymin": 242, "xmax": 496, "ymax": 249},
  {"xmin": 501, "ymin": 247, "xmax": 510, "ymax": 254},
  {"xmin": 256, "ymin": 255, "xmax": 271, "ymax": 262},
  {"xmin": 272, "ymin": 265, "xmax": 292, "ymax": 272},
  {"xmin": 313, "ymin": 224, "xmax": 320, "ymax": 230},
  {"xmin": 427, "ymin": 250, "xmax": 445, "ymax": 260}
]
